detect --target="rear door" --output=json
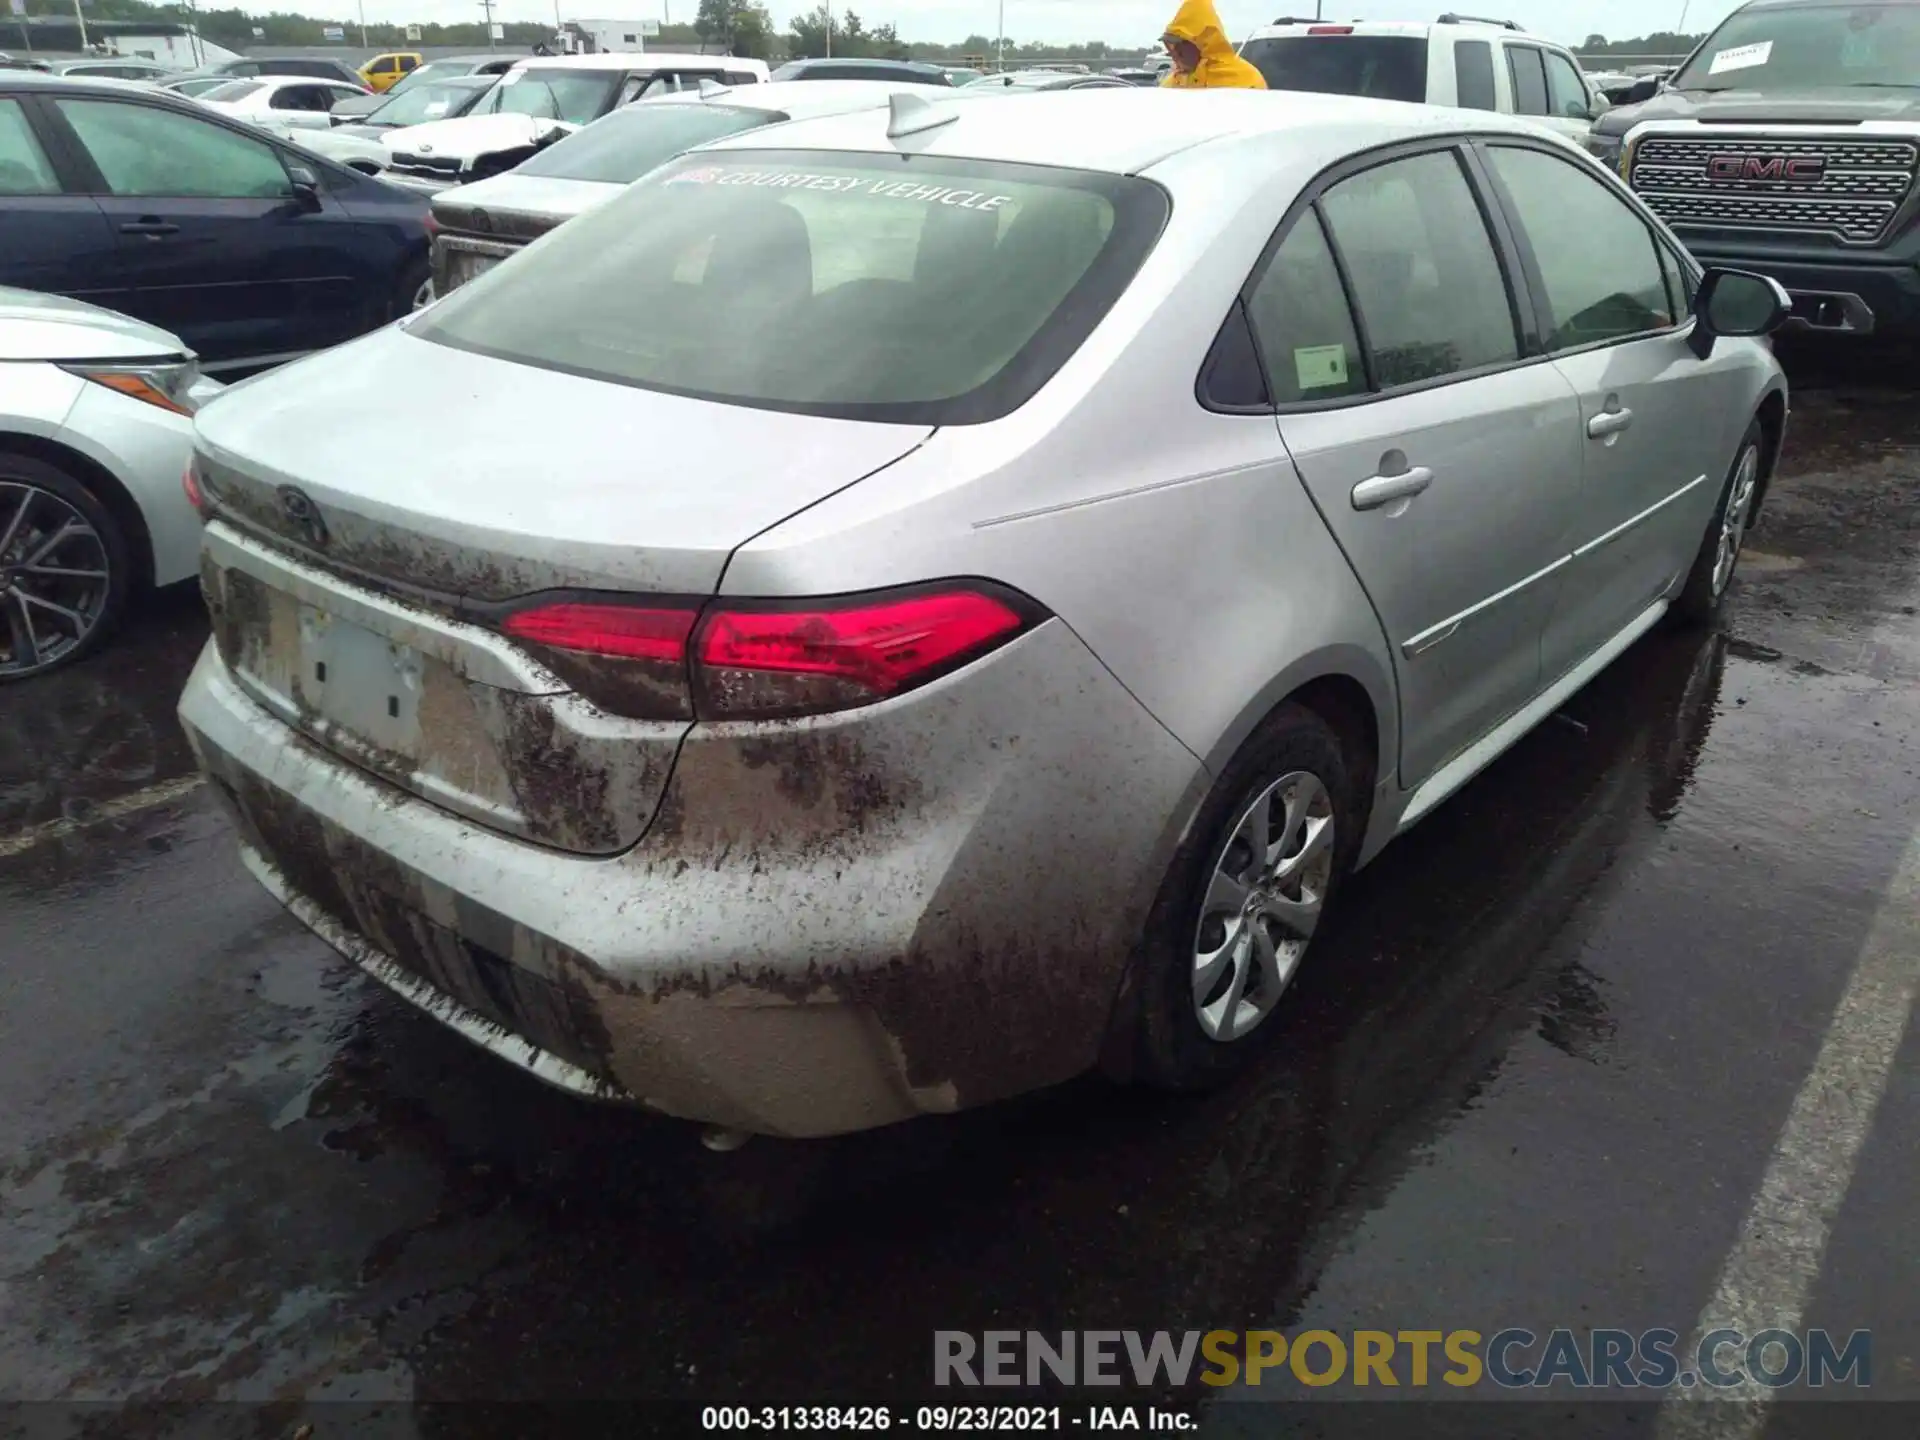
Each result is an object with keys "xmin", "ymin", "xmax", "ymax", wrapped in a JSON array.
[
  {"xmin": 1503, "ymin": 43, "xmax": 1554, "ymax": 127},
  {"xmin": 46, "ymin": 94, "xmax": 372, "ymax": 368},
  {"xmin": 0, "ymin": 94, "xmax": 122, "ymax": 310},
  {"xmin": 1257, "ymin": 145, "xmax": 1585, "ymax": 787},
  {"xmin": 1478, "ymin": 140, "xmax": 1745, "ymax": 681}
]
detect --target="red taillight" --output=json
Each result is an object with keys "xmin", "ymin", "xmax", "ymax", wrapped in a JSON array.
[
  {"xmin": 696, "ymin": 589, "xmax": 1027, "ymax": 718},
  {"xmin": 182, "ymin": 462, "xmax": 208, "ymax": 517},
  {"xmin": 500, "ymin": 602, "xmax": 694, "ymax": 661},
  {"xmin": 422, "ymin": 209, "xmax": 441, "ymax": 236},
  {"xmin": 493, "ymin": 585, "xmax": 1036, "ymax": 721},
  {"xmin": 1308, "ymin": 24, "xmax": 1355, "ymax": 33}
]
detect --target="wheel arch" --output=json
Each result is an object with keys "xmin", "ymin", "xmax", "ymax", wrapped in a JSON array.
[
  {"xmin": 0, "ymin": 430, "xmax": 155, "ymax": 593},
  {"xmin": 1199, "ymin": 644, "xmax": 1397, "ymax": 821},
  {"xmin": 1751, "ymin": 384, "xmax": 1788, "ymax": 522}
]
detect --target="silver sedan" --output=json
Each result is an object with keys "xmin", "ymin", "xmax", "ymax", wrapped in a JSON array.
[
  {"xmin": 1, "ymin": 289, "xmax": 221, "ymax": 679},
  {"xmin": 179, "ymin": 90, "xmax": 1789, "ymax": 1136}
]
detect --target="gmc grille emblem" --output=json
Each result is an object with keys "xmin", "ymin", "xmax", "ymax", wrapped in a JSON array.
[{"xmin": 1707, "ymin": 154, "xmax": 1827, "ymax": 182}]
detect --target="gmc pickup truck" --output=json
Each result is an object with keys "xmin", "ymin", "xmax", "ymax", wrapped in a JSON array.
[{"xmin": 1588, "ymin": 0, "xmax": 1920, "ymax": 340}]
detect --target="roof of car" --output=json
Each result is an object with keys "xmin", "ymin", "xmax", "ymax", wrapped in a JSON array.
[
  {"xmin": 0, "ymin": 70, "xmax": 184, "ymax": 96},
  {"xmin": 1246, "ymin": 16, "xmax": 1551, "ymax": 37},
  {"xmin": 779, "ymin": 56, "xmax": 947, "ymax": 71},
  {"xmin": 508, "ymin": 51, "xmax": 763, "ymax": 72},
  {"xmin": 696, "ymin": 85, "xmax": 1576, "ymax": 176},
  {"xmin": 643, "ymin": 77, "xmax": 953, "ymax": 116}
]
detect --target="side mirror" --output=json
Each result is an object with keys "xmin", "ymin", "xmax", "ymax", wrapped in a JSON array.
[
  {"xmin": 286, "ymin": 163, "xmax": 323, "ymax": 210},
  {"xmin": 1627, "ymin": 77, "xmax": 1659, "ymax": 104},
  {"xmin": 1687, "ymin": 268, "xmax": 1792, "ymax": 359}
]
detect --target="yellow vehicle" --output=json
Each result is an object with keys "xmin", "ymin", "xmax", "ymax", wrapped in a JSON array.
[{"xmin": 359, "ymin": 52, "xmax": 422, "ymax": 91}]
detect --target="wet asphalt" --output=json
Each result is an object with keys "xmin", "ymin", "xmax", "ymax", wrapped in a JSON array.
[{"xmin": 1, "ymin": 343, "xmax": 1916, "ymax": 1436}]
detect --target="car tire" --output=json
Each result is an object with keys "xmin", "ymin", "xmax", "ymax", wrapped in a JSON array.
[
  {"xmin": 1672, "ymin": 418, "xmax": 1765, "ymax": 627},
  {"xmin": 0, "ymin": 453, "xmax": 133, "ymax": 683},
  {"xmin": 1133, "ymin": 703, "xmax": 1356, "ymax": 1092},
  {"xmin": 395, "ymin": 256, "xmax": 433, "ymax": 318}
]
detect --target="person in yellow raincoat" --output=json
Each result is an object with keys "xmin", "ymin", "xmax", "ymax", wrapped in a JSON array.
[{"xmin": 1160, "ymin": 0, "xmax": 1268, "ymax": 88}]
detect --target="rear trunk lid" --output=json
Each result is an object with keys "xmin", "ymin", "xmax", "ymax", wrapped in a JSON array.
[{"xmin": 195, "ymin": 325, "xmax": 930, "ymax": 853}]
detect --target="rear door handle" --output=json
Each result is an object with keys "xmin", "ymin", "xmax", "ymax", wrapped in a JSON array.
[
  {"xmin": 1587, "ymin": 407, "xmax": 1634, "ymax": 439},
  {"xmin": 119, "ymin": 219, "xmax": 179, "ymax": 238},
  {"xmin": 1351, "ymin": 466, "xmax": 1434, "ymax": 511}
]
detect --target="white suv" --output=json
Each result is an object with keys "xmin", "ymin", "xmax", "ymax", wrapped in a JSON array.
[{"xmin": 1239, "ymin": 12, "xmax": 1604, "ymax": 142}]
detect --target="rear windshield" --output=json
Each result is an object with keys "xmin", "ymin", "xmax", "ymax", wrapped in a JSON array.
[
  {"xmin": 513, "ymin": 103, "xmax": 782, "ymax": 184},
  {"xmin": 201, "ymin": 81, "xmax": 265, "ymax": 102},
  {"xmin": 415, "ymin": 150, "xmax": 1168, "ymax": 424},
  {"xmin": 1240, "ymin": 34, "xmax": 1429, "ymax": 102}
]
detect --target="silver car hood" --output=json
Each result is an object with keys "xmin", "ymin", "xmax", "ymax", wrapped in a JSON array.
[
  {"xmin": 193, "ymin": 324, "xmax": 933, "ymax": 599},
  {"xmin": 0, "ymin": 286, "xmax": 188, "ymax": 362}
]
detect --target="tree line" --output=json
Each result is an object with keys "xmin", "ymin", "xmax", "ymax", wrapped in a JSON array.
[{"xmin": 29, "ymin": 0, "xmax": 1708, "ymax": 66}]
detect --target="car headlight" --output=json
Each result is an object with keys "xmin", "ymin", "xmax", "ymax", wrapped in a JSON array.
[
  {"xmin": 1585, "ymin": 131, "xmax": 1625, "ymax": 171},
  {"xmin": 61, "ymin": 359, "xmax": 206, "ymax": 416}
]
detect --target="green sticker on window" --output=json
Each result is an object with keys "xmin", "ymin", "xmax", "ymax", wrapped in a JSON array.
[{"xmin": 1295, "ymin": 344, "xmax": 1349, "ymax": 391}]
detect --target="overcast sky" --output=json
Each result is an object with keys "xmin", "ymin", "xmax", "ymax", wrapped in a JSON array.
[{"xmin": 350, "ymin": 0, "xmax": 1749, "ymax": 48}]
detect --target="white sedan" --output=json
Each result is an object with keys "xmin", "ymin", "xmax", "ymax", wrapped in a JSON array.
[
  {"xmin": 0, "ymin": 288, "xmax": 222, "ymax": 680},
  {"xmin": 197, "ymin": 76, "xmax": 372, "ymax": 131}
]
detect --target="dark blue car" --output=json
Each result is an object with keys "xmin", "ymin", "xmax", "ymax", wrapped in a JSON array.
[{"xmin": 0, "ymin": 73, "xmax": 430, "ymax": 374}]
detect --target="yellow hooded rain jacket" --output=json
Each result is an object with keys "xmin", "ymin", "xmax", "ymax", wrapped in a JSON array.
[{"xmin": 1160, "ymin": 0, "xmax": 1268, "ymax": 89}]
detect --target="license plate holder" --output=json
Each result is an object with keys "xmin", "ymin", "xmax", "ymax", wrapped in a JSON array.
[
  {"xmin": 298, "ymin": 606, "xmax": 425, "ymax": 756},
  {"xmin": 450, "ymin": 248, "xmax": 502, "ymax": 288}
]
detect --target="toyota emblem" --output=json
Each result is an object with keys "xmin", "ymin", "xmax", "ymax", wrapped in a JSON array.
[{"xmin": 277, "ymin": 486, "xmax": 329, "ymax": 548}]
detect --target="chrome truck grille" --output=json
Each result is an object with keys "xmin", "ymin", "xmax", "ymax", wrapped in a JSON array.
[{"xmin": 1628, "ymin": 135, "xmax": 1920, "ymax": 246}]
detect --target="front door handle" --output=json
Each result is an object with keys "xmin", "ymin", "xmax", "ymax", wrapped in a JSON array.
[
  {"xmin": 1587, "ymin": 407, "xmax": 1634, "ymax": 439},
  {"xmin": 119, "ymin": 219, "xmax": 180, "ymax": 238},
  {"xmin": 1352, "ymin": 466, "xmax": 1434, "ymax": 511}
]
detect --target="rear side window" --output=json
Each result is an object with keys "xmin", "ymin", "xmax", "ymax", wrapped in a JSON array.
[
  {"xmin": 1318, "ymin": 150, "xmax": 1519, "ymax": 388},
  {"xmin": 1506, "ymin": 45, "xmax": 1548, "ymax": 115},
  {"xmin": 1244, "ymin": 210, "xmax": 1367, "ymax": 404},
  {"xmin": 1453, "ymin": 39, "xmax": 1496, "ymax": 110},
  {"xmin": 417, "ymin": 151, "xmax": 1168, "ymax": 425},
  {"xmin": 0, "ymin": 98, "xmax": 59, "ymax": 194},
  {"xmin": 1240, "ymin": 35, "xmax": 1429, "ymax": 103}
]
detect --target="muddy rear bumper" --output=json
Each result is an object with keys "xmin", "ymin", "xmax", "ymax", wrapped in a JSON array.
[{"xmin": 179, "ymin": 623, "xmax": 1204, "ymax": 1137}]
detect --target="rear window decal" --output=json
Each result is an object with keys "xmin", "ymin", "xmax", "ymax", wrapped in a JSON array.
[
  {"xmin": 665, "ymin": 166, "xmax": 1014, "ymax": 210},
  {"xmin": 1295, "ymin": 344, "xmax": 1349, "ymax": 391}
]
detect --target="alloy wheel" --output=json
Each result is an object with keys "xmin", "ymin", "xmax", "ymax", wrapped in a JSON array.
[
  {"xmin": 0, "ymin": 481, "xmax": 112, "ymax": 679},
  {"xmin": 1712, "ymin": 445, "xmax": 1760, "ymax": 598},
  {"xmin": 1191, "ymin": 770, "xmax": 1335, "ymax": 1042}
]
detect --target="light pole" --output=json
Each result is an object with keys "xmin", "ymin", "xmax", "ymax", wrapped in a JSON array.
[
  {"xmin": 1677, "ymin": 0, "xmax": 1692, "ymax": 31},
  {"xmin": 357, "ymin": 0, "xmax": 366, "ymax": 48},
  {"xmin": 995, "ymin": 0, "xmax": 1003, "ymax": 70}
]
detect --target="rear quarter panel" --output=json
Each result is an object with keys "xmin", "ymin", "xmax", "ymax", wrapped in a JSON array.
[{"xmin": 722, "ymin": 141, "xmax": 1401, "ymax": 792}]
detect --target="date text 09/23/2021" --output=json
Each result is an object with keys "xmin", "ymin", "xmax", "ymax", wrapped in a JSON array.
[{"xmin": 702, "ymin": 1407, "xmax": 1192, "ymax": 1431}]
